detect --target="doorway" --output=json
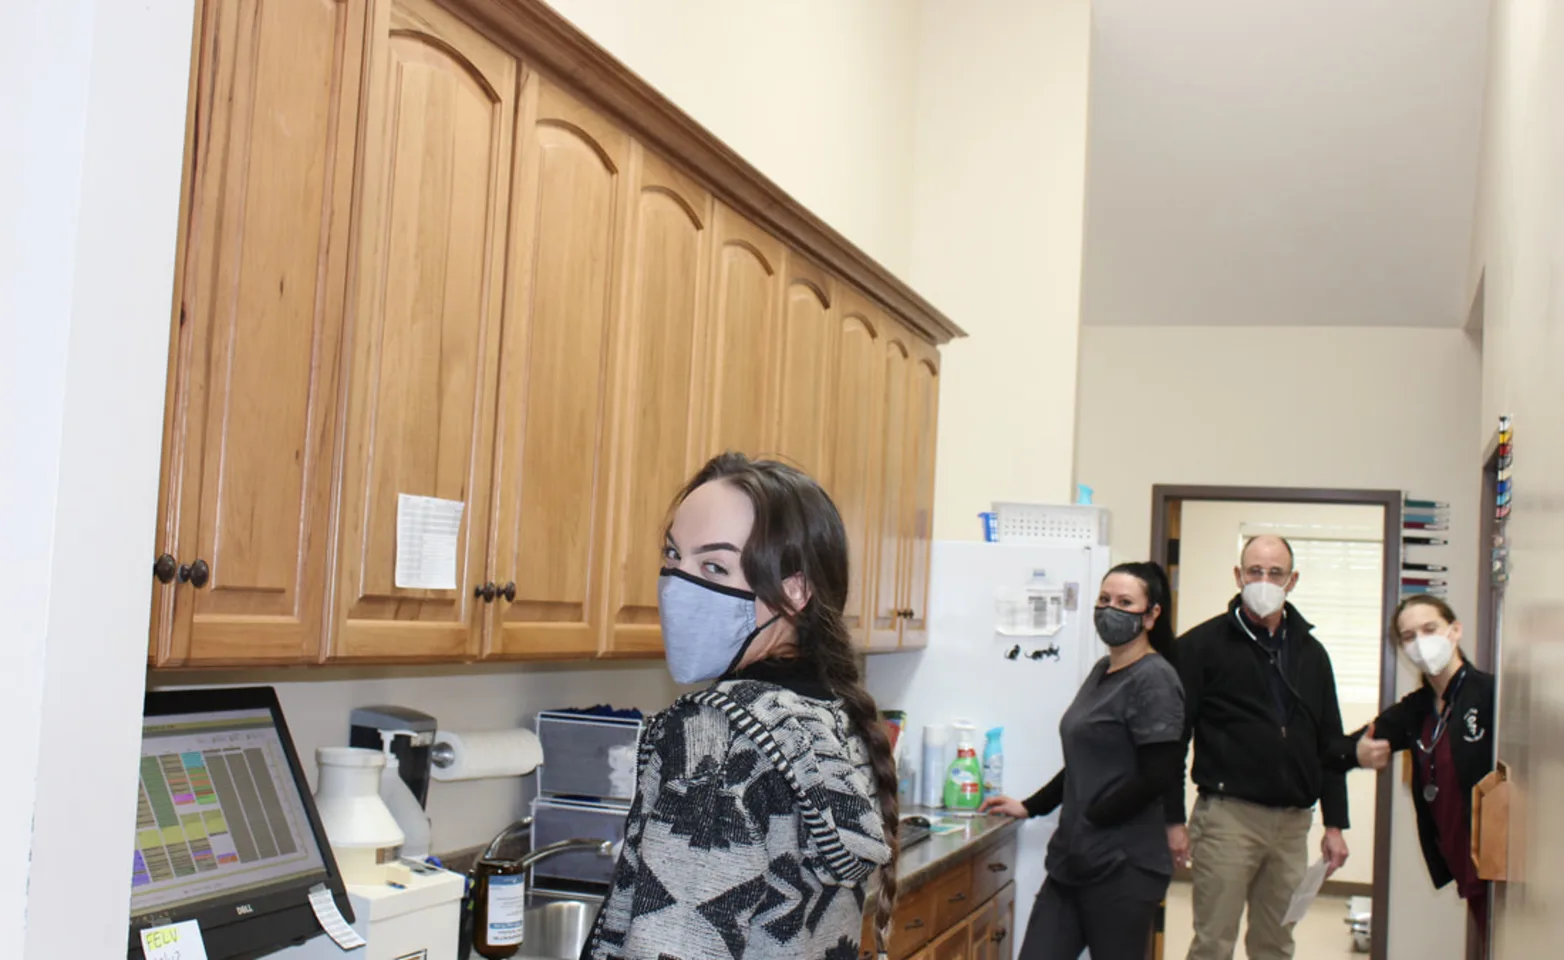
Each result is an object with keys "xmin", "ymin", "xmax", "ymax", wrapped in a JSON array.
[{"xmin": 1149, "ymin": 485, "xmax": 1402, "ymax": 960}]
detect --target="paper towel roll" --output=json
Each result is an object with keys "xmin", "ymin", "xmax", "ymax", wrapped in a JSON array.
[{"xmin": 430, "ymin": 728, "xmax": 543, "ymax": 782}]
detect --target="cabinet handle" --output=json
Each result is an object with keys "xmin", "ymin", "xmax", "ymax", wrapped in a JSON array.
[
  {"xmin": 153, "ymin": 553, "xmax": 178, "ymax": 585},
  {"xmin": 180, "ymin": 559, "xmax": 210, "ymax": 589},
  {"xmin": 499, "ymin": 581, "xmax": 516, "ymax": 602},
  {"xmin": 948, "ymin": 891, "xmax": 967, "ymax": 904},
  {"xmin": 987, "ymin": 862, "xmax": 1009, "ymax": 873},
  {"xmin": 903, "ymin": 917, "xmax": 925, "ymax": 931},
  {"xmin": 475, "ymin": 582, "xmax": 496, "ymax": 602},
  {"xmin": 993, "ymin": 927, "xmax": 1008, "ymax": 944}
]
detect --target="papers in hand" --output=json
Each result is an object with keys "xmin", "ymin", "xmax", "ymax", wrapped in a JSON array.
[{"xmin": 1282, "ymin": 857, "xmax": 1330, "ymax": 926}]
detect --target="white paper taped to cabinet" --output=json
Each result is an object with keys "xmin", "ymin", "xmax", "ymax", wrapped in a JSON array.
[{"xmin": 431, "ymin": 728, "xmax": 543, "ymax": 782}]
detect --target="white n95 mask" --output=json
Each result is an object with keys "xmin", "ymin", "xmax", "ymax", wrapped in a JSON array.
[
  {"xmin": 1241, "ymin": 581, "xmax": 1287, "ymax": 619},
  {"xmin": 1405, "ymin": 632, "xmax": 1456, "ymax": 676},
  {"xmin": 657, "ymin": 569, "xmax": 778, "ymax": 685}
]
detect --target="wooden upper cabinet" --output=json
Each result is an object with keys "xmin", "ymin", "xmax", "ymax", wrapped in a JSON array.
[
  {"xmin": 829, "ymin": 288, "xmax": 884, "ymax": 647},
  {"xmin": 152, "ymin": 0, "xmax": 368, "ymax": 665},
  {"xmin": 774, "ymin": 255, "xmax": 835, "ymax": 480},
  {"xmin": 705, "ymin": 204, "xmax": 784, "ymax": 459},
  {"xmin": 601, "ymin": 149, "xmax": 713, "ymax": 657},
  {"xmin": 870, "ymin": 323, "xmax": 914, "ymax": 649},
  {"xmin": 330, "ymin": 0, "xmax": 517, "ymax": 660},
  {"xmin": 486, "ymin": 77, "xmax": 629, "ymax": 659},
  {"xmin": 900, "ymin": 341, "xmax": 941, "ymax": 649}
]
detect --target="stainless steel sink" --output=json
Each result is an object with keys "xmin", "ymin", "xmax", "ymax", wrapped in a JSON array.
[{"xmin": 517, "ymin": 894, "xmax": 600, "ymax": 960}]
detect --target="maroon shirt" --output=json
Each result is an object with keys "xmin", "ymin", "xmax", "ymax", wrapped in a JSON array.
[{"xmin": 1418, "ymin": 712, "xmax": 1483, "ymax": 901}]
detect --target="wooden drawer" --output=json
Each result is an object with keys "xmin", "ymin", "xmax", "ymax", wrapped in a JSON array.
[
  {"xmin": 930, "ymin": 859, "xmax": 976, "ymax": 935},
  {"xmin": 972, "ymin": 836, "xmax": 1018, "ymax": 905},
  {"xmin": 887, "ymin": 885, "xmax": 936, "ymax": 960}
]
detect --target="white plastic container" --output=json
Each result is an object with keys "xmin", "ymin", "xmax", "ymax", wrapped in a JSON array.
[
  {"xmin": 271, "ymin": 865, "xmax": 466, "ymax": 960},
  {"xmin": 314, "ymin": 746, "xmax": 404, "ymax": 884}
]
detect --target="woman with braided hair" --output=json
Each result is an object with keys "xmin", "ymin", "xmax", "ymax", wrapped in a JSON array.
[{"xmin": 581, "ymin": 452, "xmax": 897, "ymax": 960}]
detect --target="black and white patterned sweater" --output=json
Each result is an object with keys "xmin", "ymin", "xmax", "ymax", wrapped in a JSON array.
[{"xmin": 581, "ymin": 662, "xmax": 891, "ymax": 960}]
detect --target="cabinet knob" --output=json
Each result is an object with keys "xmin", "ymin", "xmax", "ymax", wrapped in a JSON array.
[
  {"xmin": 994, "ymin": 927, "xmax": 1008, "ymax": 944},
  {"xmin": 987, "ymin": 861, "xmax": 1009, "ymax": 873},
  {"xmin": 153, "ymin": 553, "xmax": 178, "ymax": 585},
  {"xmin": 180, "ymin": 559, "xmax": 210, "ymax": 589},
  {"xmin": 475, "ymin": 582, "xmax": 497, "ymax": 603},
  {"xmin": 499, "ymin": 581, "xmax": 516, "ymax": 602}
]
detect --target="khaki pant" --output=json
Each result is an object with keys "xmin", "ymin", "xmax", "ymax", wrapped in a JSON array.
[{"xmin": 1185, "ymin": 794, "xmax": 1313, "ymax": 960}]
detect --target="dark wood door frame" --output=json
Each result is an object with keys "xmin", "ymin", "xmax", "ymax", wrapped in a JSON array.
[{"xmin": 1150, "ymin": 483, "xmax": 1402, "ymax": 960}]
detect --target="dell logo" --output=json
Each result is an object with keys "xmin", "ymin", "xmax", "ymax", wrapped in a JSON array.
[{"xmin": 236, "ymin": 904, "xmax": 255, "ymax": 916}]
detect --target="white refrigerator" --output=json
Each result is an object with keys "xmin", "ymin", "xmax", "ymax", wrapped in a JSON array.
[{"xmin": 866, "ymin": 539, "xmax": 1113, "ymax": 956}]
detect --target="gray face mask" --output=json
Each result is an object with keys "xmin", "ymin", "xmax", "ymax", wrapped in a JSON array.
[
  {"xmin": 1094, "ymin": 606, "xmax": 1147, "ymax": 647},
  {"xmin": 658, "ymin": 569, "xmax": 779, "ymax": 685}
]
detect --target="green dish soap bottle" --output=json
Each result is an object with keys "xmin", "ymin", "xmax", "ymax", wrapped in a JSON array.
[{"xmin": 944, "ymin": 731, "xmax": 983, "ymax": 811}]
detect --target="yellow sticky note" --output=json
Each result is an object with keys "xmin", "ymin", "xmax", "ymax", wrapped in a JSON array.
[{"xmin": 140, "ymin": 920, "xmax": 209, "ymax": 960}]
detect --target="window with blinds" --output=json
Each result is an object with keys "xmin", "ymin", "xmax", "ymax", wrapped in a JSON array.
[{"xmin": 1241, "ymin": 535, "xmax": 1386, "ymax": 704}]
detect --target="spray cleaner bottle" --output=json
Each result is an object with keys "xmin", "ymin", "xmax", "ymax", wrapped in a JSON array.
[{"xmin": 982, "ymin": 727, "xmax": 1004, "ymax": 801}]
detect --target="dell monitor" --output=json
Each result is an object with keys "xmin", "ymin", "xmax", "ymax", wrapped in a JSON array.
[{"xmin": 128, "ymin": 687, "xmax": 352, "ymax": 959}]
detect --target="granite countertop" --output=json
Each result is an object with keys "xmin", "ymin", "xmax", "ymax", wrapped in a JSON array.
[
  {"xmin": 891, "ymin": 807, "xmax": 1023, "ymax": 895},
  {"xmin": 441, "ymin": 808, "xmax": 1024, "ymax": 901}
]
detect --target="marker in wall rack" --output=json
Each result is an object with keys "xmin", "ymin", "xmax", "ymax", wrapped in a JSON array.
[
  {"xmin": 1403, "ymin": 536, "xmax": 1448, "ymax": 547},
  {"xmin": 1491, "ymin": 416, "xmax": 1513, "ymax": 587}
]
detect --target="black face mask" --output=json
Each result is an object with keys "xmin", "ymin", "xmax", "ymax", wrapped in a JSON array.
[{"xmin": 1094, "ymin": 606, "xmax": 1147, "ymax": 647}]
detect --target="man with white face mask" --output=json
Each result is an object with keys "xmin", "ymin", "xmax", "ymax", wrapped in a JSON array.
[{"xmin": 1166, "ymin": 535, "xmax": 1351, "ymax": 960}]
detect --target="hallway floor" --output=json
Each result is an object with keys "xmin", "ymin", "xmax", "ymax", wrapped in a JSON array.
[{"xmin": 1162, "ymin": 880, "xmax": 1364, "ymax": 959}]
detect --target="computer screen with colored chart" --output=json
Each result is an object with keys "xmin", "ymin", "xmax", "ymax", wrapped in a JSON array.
[{"xmin": 130, "ymin": 707, "xmax": 327, "ymax": 919}]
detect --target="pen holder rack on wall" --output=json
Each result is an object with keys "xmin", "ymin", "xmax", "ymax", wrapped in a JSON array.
[
  {"xmin": 1400, "ymin": 491, "xmax": 1451, "ymax": 599},
  {"xmin": 1491, "ymin": 416, "xmax": 1513, "ymax": 590}
]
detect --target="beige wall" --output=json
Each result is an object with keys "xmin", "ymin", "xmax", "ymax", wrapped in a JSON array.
[
  {"xmin": 1075, "ymin": 325, "xmax": 1482, "ymax": 957},
  {"xmin": 911, "ymin": 0, "xmax": 1093, "ymax": 537},
  {"xmin": 544, "ymin": 0, "xmax": 919, "ymax": 277},
  {"xmin": 1470, "ymin": 0, "xmax": 1564, "ymax": 954},
  {"xmin": 1177, "ymin": 500, "xmax": 1386, "ymax": 888},
  {"xmin": 549, "ymin": 0, "xmax": 1096, "ymax": 539}
]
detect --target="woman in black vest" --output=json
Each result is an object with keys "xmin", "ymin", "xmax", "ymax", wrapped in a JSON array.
[{"xmin": 1334, "ymin": 596, "xmax": 1496, "ymax": 942}]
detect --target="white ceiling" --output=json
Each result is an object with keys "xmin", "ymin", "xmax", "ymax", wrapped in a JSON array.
[{"xmin": 1080, "ymin": 0, "xmax": 1490, "ymax": 327}]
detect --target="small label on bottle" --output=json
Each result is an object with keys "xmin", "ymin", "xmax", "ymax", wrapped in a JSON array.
[{"xmin": 486, "ymin": 873, "xmax": 527, "ymax": 946}]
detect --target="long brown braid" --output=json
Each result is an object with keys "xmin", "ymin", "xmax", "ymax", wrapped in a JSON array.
[{"xmin": 670, "ymin": 453, "xmax": 900, "ymax": 950}]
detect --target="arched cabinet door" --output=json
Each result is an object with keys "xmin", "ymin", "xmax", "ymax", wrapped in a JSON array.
[
  {"xmin": 704, "ymin": 203, "xmax": 784, "ymax": 460},
  {"xmin": 899, "ymin": 343, "xmax": 941, "ymax": 650},
  {"xmin": 153, "ymin": 0, "xmax": 369, "ymax": 666},
  {"xmin": 330, "ymin": 0, "xmax": 517, "ymax": 661},
  {"xmin": 869, "ymin": 327, "xmax": 914, "ymax": 651},
  {"xmin": 600, "ymin": 150, "xmax": 713, "ymax": 658},
  {"xmin": 774, "ymin": 254, "xmax": 835, "ymax": 480},
  {"xmin": 828, "ymin": 287, "xmax": 886, "ymax": 648},
  {"xmin": 486, "ymin": 77, "xmax": 631, "ymax": 660}
]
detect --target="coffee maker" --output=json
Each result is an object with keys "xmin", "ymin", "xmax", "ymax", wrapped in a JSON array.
[{"xmin": 350, "ymin": 705, "xmax": 438, "ymax": 805}]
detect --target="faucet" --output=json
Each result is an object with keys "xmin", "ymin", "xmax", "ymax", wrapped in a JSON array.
[
  {"xmin": 515, "ymin": 837, "xmax": 615, "ymax": 871},
  {"xmin": 481, "ymin": 817, "xmax": 534, "ymax": 861},
  {"xmin": 477, "ymin": 817, "xmax": 616, "ymax": 886}
]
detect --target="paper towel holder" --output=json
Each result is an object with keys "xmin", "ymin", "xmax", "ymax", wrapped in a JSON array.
[{"xmin": 431, "ymin": 741, "xmax": 456, "ymax": 769}]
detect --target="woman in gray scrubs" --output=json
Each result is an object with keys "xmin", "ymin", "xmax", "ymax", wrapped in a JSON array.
[{"xmin": 981, "ymin": 561, "xmax": 1185, "ymax": 960}]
